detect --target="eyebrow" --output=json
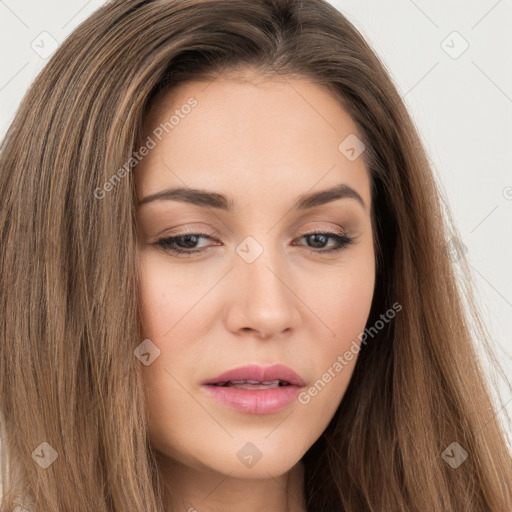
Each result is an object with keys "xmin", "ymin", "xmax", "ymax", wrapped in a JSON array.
[{"xmin": 138, "ymin": 183, "xmax": 366, "ymax": 212}]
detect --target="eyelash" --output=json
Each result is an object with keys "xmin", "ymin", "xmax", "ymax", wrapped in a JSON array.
[{"xmin": 154, "ymin": 228, "xmax": 356, "ymax": 257}]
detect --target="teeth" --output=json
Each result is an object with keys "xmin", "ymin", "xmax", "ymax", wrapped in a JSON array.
[
  {"xmin": 215, "ymin": 379, "xmax": 289, "ymax": 389},
  {"xmin": 262, "ymin": 379, "xmax": 285, "ymax": 386}
]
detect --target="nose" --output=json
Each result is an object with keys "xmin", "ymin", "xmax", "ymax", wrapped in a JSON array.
[{"xmin": 224, "ymin": 243, "xmax": 302, "ymax": 339}]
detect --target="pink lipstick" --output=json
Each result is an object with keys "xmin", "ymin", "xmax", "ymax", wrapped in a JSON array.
[{"xmin": 201, "ymin": 363, "xmax": 306, "ymax": 414}]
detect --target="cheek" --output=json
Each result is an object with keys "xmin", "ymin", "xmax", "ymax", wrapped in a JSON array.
[
  {"xmin": 299, "ymin": 253, "xmax": 375, "ymax": 403},
  {"xmin": 308, "ymin": 248, "xmax": 375, "ymax": 344},
  {"xmin": 138, "ymin": 252, "xmax": 199, "ymax": 339},
  {"xmin": 142, "ymin": 360, "xmax": 192, "ymax": 456},
  {"xmin": 137, "ymin": 253, "xmax": 210, "ymax": 454}
]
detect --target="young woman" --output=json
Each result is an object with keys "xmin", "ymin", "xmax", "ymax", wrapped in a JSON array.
[{"xmin": 0, "ymin": 0, "xmax": 510, "ymax": 510}]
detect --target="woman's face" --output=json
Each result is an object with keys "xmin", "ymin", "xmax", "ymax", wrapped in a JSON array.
[{"xmin": 135, "ymin": 71, "xmax": 375, "ymax": 481}]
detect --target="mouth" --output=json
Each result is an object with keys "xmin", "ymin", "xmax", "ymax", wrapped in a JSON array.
[
  {"xmin": 202, "ymin": 363, "xmax": 306, "ymax": 387},
  {"xmin": 211, "ymin": 379, "xmax": 292, "ymax": 389},
  {"xmin": 201, "ymin": 364, "xmax": 306, "ymax": 414}
]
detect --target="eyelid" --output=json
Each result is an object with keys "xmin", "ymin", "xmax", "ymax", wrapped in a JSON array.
[
  {"xmin": 152, "ymin": 223, "xmax": 357, "ymax": 258},
  {"xmin": 156, "ymin": 223, "xmax": 348, "ymax": 242},
  {"xmin": 151, "ymin": 224, "xmax": 219, "ymax": 242},
  {"xmin": 296, "ymin": 224, "xmax": 347, "ymax": 237}
]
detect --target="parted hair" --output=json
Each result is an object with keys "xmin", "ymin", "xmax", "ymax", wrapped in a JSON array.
[{"xmin": 0, "ymin": 0, "xmax": 511, "ymax": 510}]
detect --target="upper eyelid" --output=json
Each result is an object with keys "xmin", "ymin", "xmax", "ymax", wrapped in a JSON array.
[
  {"xmin": 162, "ymin": 220, "xmax": 350, "ymax": 236},
  {"xmin": 157, "ymin": 228, "xmax": 353, "ymax": 249},
  {"xmin": 296, "ymin": 225, "xmax": 347, "ymax": 235},
  {"xmin": 155, "ymin": 231, "xmax": 354, "ymax": 254},
  {"xmin": 160, "ymin": 225, "xmax": 348, "ymax": 241}
]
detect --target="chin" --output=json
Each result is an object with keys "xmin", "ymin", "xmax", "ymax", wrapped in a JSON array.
[{"xmin": 197, "ymin": 438, "xmax": 306, "ymax": 478}]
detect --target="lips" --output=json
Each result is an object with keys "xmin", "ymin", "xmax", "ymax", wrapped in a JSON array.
[
  {"xmin": 202, "ymin": 363, "xmax": 306, "ymax": 388},
  {"xmin": 201, "ymin": 363, "xmax": 306, "ymax": 415}
]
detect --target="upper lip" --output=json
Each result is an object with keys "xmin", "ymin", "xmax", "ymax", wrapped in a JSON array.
[{"xmin": 202, "ymin": 364, "xmax": 306, "ymax": 387}]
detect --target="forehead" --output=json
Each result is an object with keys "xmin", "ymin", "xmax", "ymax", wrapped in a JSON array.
[{"xmin": 135, "ymin": 73, "xmax": 371, "ymax": 212}]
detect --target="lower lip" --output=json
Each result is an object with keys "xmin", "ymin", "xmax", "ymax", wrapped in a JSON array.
[{"xmin": 201, "ymin": 384, "xmax": 302, "ymax": 414}]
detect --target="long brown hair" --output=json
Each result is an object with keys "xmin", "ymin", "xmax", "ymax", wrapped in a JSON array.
[{"xmin": 1, "ymin": 0, "xmax": 511, "ymax": 510}]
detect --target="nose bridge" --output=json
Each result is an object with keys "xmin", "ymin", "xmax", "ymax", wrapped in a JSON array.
[
  {"xmin": 229, "ymin": 233, "xmax": 300, "ymax": 335},
  {"xmin": 237, "ymin": 234, "xmax": 288, "ymax": 299}
]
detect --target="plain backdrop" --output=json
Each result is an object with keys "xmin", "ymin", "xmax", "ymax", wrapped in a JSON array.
[{"xmin": 1, "ymin": 0, "xmax": 511, "ymax": 449}]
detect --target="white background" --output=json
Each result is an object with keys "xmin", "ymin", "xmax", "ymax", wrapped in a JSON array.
[{"xmin": 1, "ymin": 0, "xmax": 511, "ymax": 446}]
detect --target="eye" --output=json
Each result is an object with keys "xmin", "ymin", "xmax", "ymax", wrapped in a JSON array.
[
  {"xmin": 293, "ymin": 228, "xmax": 356, "ymax": 255},
  {"xmin": 154, "ymin": 231, "xmax": 216, "ymax": 256},
  {"xmin": 153, "ymin": 228, "xmax": 356, "ymax": 257}
]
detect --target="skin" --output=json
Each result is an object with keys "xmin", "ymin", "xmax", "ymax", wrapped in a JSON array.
[{"xmin": 135, "ymin": 69, "xmax": 376, "ymax": 512}]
